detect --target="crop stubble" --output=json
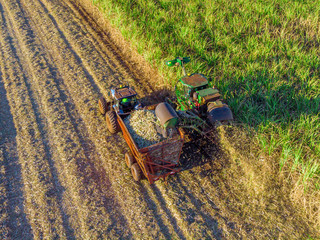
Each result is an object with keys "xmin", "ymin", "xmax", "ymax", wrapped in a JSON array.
[
  {"xmin": 0, "ymin": 0, "xmax": 311, "ymax": 239},
  {"xmin": 0, "ymin": 0, "xmax": 263, "ymax": 238},
  {"xmin": 33, "ymin": 0, "xmax": 235, "ymax": 238},
  {"xmin": 21, "ymin": 0, "xmax": 225, "ymax": 238}
]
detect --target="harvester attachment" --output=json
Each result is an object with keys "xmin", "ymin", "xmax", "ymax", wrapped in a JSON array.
[{"xmin": 207, "ymin": 101, "xmax": 233, "ymax": 125}]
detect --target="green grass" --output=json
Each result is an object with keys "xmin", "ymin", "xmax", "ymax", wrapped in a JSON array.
[{"xmin": 92, "ymin": 0, "xmax": 320, "ymax": 188}]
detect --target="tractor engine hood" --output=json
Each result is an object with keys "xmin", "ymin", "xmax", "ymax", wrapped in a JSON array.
[{"xmin": 197, "ymin": 88, "xmax": 221, "ymax": 103}]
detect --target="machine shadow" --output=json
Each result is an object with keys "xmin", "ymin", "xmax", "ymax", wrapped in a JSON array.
[{"xmin": 178, "ymin": 130, "xmax": 224, "ymax": 172}]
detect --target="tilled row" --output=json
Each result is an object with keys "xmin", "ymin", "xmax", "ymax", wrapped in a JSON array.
[
  {"xmin": 1, "ymin": 0, "xmax": 125, "ymax": 238},
  {"xmin": 25, "ymin": 0, "xmax": 229, "ymax": 238},
  {"xmin": 0, "ymin": 1, "xmax": 69, "ymax": 238},
  {"xmin": 0, "ymin": 0, "xmax": 229, "ymax": 238},
  {"xmin": 38, "ymin": 0, "xmax": 228, "ymax": 238},
  {"xmin": 0, "ymin": 148, "xmax": 9, "ymax": 239},
  {"xmin": 20, "ymin": 0, "xmax": 171, "ymax": 238}
]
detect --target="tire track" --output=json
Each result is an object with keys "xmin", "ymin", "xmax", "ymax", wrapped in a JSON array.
[
  {"xmin": 19, "ymin": 0, "xmax": 173, "ymax": 238},
  {"xmin": 38, "ymin": 0, "xmax": 153, "ymax": 99},
  {"xmin": 58, "ymin": 2, "xmax": 229, "ymax": 238},
  {"xmin": 0, "ymin": 74, "xmax": 34, "ymax": 239},
  {"xmin": 0, "ymin": 1, "xmax": 71, "ymax": 238},
  {"xmin": 2, "ymin": 0, "xmax": 129, "ymax": 238},
  {"xmin": 1, "ymin": 0, "xmax": 226, "ymax": 238},
  {"xmin": 28, "ymin": 0, "xmax": 224, "ymax": 238}
]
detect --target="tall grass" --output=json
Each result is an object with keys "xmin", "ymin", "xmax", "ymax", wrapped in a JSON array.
[{"xmin": 93, "ymin": 0, "xmax": 319, "ymax": 189}]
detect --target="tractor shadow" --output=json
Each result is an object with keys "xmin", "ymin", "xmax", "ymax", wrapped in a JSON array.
[
  {"xmin": 139, "ymin": 88, "xmax": 174, "ymax": 106},
  {"xmin": 179, "ymin": 129, "xmax": 223, "ymax": 172}
]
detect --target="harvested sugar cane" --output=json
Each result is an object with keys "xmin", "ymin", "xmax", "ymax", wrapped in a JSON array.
[
  {"xmin": 176, "ymin": 110, "xmax": 208, "ymax": 133},
  {"xmin": 124, "ymin": 110, "xmax": 166, "ymax": 149}
]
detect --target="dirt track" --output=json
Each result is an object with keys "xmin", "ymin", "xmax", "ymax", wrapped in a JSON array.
[{"xmin": 0, "ymin": 0, "xmax": 310, "ymax": 239}]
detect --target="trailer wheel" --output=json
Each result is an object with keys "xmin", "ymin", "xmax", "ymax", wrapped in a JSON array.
[
  {"xmin": 98, "ymin": 97, "xmax": 109, "ymax": 115},
  {"xmin": 105, "ymin": 111, "xmax": 120, "ymax": 134},
  {"xmin": 131, "ymin": 163, "xmax": 142, "ymax": 181},
  {"xmin": 125, "ymin": 152, "xmax": 136, "ymax": 168}
]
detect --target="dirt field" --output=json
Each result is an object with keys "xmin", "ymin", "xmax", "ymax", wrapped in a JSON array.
[{"xmin": 0, "ymin": 0, "xmax": 316, "ymax": 239}]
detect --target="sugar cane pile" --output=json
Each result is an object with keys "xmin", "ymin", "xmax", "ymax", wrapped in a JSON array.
[{"xmin": 124, "ymin": 109, "xmax": 166, "ymax": 149}]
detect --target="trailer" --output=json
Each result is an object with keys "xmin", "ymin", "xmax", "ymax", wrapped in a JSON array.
[
  {"xmin": 98, "ymin": 86, "xmax": 185, "ymax": 183},
  {"xmin": 118, "ymin": 108, "xmax": 185, "ymax": 183}
]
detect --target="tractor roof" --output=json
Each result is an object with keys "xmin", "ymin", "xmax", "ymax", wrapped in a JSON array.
[
  {"xmin": 180, "ymin": 74, "xmax": 208, "ymax": 88},
  {"xmin": 114, "ymin": 87, "xmax": 137, "ymax": 100}
]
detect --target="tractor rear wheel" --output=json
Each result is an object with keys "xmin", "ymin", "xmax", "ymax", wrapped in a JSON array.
[
  {"xmin": 131, "ymin": 163, "xmax": 142, "ymax": 181},
  {"xmin": 125, "ymin": 152, "xmax": 136, "ymax": 168},
  {"xmin": 105, "ymin": 111, "xmax": 120, "ymax": 134},
  {"xmin": 98, "ymin": 97, "xmax": 108, "ymax": 115}
]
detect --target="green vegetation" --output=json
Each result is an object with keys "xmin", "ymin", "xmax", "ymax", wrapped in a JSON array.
[
  {"xmin": 92, "ymin": 0, "xmax": 319, "ymax": 230},
  {"xmin": 93, "ymin": 0, "xmax": 319, "ymax": 187}
]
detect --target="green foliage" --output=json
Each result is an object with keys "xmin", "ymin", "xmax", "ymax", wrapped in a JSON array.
[{"xmin": 93, "ymin": 0, "xmax": 320, "ymax": 187}]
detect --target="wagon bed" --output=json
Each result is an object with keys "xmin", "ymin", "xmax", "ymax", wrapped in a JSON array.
[{"xmin": 117, "ymin": 108, "xmax": 185, "ymax": 184}]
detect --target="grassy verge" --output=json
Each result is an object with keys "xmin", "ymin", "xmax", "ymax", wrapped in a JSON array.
[{"xmin": 92, "ymin": 0, "xmax": 320, "ymax": 230}]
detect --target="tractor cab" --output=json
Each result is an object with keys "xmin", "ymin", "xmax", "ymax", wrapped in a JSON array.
[
  {"xmin": 166, "ymin": 56, "xmax": 233, "ymax": 124},
  {"xmin": 180, "ymin": 73, "xmax": 209, "ymax": 98},
  {"xmin": 110, "ymin": 86, "xmax": 141, "ymax": 114},
  {"xmin": 175, "ymin": 73, "xmax": 221, "ymax": 111}
]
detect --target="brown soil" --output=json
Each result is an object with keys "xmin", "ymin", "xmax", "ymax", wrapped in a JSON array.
[{"xmin": 0, "ymin": 0, "xmax": 317, "ymax": 239}]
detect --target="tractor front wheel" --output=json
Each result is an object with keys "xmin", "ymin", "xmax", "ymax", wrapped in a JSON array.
[
  {"xmin": 131, "ymin": 163, "xmax": 142, "ymax": 181},
  {"xmin": 105, "ymin": 111, "xmax": 120, "ymax": 134},
  {"xmin": 98, "ymin": 97, "xmax": 109, "ymax": 115}
]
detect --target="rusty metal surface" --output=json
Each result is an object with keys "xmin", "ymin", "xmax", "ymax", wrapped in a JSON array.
[
  {"xmin": 117, "ymin": 111, "xmax": 185, "ymax": 184},
  {"xmin": 181, "ymin": 74, "xmax": 208, "ymax": 87}
]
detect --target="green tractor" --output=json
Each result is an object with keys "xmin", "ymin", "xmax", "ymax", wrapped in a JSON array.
[
  {"xmin": 166, "ymin": 57, "xmax": 233, "ymax": 125},
  {"xmin": 98, "ymin": 85, "xmax": 142, "ymax": 133}
]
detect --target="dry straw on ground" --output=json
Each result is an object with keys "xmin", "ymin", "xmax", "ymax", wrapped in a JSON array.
[{"xmin": 0, "ymin": 0, "xmax": 318, "ymax": 238}]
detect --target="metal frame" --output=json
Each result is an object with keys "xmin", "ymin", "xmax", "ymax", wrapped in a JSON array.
[{"xmin": 117, "ymin": 112, "xmax": 185, "ymax": 184}]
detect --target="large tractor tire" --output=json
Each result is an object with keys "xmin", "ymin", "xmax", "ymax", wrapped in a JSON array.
[
  {"xmin": 125, "ymin": 152, "xmax": 136, "ymax": 168},
  {"xmin": 98, "ymin": 97, "xmax": 109, "ymax": 115},
  {"xmin": 131, "ymin": 163, "xmax": 142, "ymax": 181},
  {"xmin": 105, "ymin": 111, "xmax": 120, "ymax": 134}
]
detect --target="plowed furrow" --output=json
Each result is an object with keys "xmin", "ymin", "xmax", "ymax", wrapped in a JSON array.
[
  {"xmin": 58, "ymin": 2, "xmax": 228, "ymax": 237},
  {"xmin": 0, "ymin": 85, "xmax": 33, "ymax": 239},
  {"xmin": 2, "ymin": 0, "xmax": 129, "ymax": 238},
  {"xmin": 40, "ymin": 0, "xmax": 153, "ymax": 98},
  {"xmin": 0, "ymin": 1, "xmax": 71, "ymax": 238},
  {"xmin": 18, "ymin": 0, "xmax": 173, "ymax": 238},
  {"xmin": 22, "ymin": 0, "xmax": 225, "ymax": 238},
  {"xmin": 0, "ymin": 148, "xmax": 9, "ymax": 239}
]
